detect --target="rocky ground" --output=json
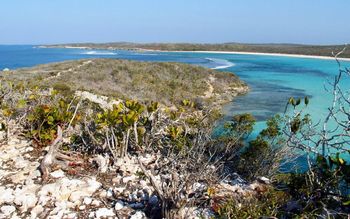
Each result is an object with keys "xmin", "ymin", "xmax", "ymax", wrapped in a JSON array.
[
  {"xmin": 0, "ymin": 88, "xmax": 269, "ymax": 219},
  {"xmin": 0, "ymin": 121, "xmax": 270, "ymax": 219}
]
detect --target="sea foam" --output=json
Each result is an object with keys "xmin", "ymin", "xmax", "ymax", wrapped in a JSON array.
[
  {"xmin": 206, "ymin": 58, "xmax": 235, "ymax": 70},
  {"xmin": 83, "ymin": 51, "xmax": 118, "ymax": 55}
]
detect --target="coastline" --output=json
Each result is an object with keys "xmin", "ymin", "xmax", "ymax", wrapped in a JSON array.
[
  {"xmin": 39, "ymin": 45, "xmax": 350, "ymax": 62},
  {"xmin": 160, "ymin": 50, "xmax": 350, "ymax": 62}
]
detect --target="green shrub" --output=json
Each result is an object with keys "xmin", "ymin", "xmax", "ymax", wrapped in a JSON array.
[{"xmin": 213, "ymin": 188, "xmax": 290, "ymax": 218}]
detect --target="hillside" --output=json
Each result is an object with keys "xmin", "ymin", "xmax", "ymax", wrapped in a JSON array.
[
  {"xmin": 0, "ymin": 58, "xmax": 252, "ymax": 218},
  {"xmin": 1, "ymin": 59, "xmax": 248, "ymax": 107}
]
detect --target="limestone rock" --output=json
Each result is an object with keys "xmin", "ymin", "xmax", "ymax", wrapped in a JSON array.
[
  {"xmin": 122, "ymin": 175, "xmax": 137, "ymax": 184},
  {"xmin": 1, "ymin": 205, "xmax": 16, "ymax": 217},
  {"xmin": 93, "ymin": 155, "xmax": 109, "ymax": 173},
  {"xmin": 83, "ymin": 197, "xmax": 93, "ymax": 205},
  {"xmin": 91, "ymin": 200, "xmax": 101, "ymax": 207},
  {"xmin": 69, "ymin": 191, "xmax": 89, "ymax": 203},
  {"xmin": 50, "ymin": 170, "xmax": 65, "ymax": 178},
  {"xmin": 114, "ymin": 201, "xmax": 124, "ymax": 211},
  {"xmin": 130, "ymin": 211, "xmax": 146, "ymax": 219},
  {"xmin": 0, "ymin": 188, "xmax": 14, "ymax": 205},
  {"xmin": 31, "ymin": 205, "xmax": 44, "ymax": 218},
  {"xmin": 95, "ymin": 208, "xmax": 115, "ymax": 218}
]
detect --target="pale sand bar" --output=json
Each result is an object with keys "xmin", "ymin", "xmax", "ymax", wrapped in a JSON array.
[{"xmin": 164, "ymin": 50, "xmax": 350, "ymax": 62}]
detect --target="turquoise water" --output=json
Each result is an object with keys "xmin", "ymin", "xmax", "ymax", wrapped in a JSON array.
[{"xmin": 1, "ymin": 46, "xmax": 350, "ymax": 154}]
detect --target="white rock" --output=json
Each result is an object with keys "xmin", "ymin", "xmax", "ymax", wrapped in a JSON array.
[
  {"xmin": 31, "ymin": 205, "xmax": 44, "ymax": 218},
  {"xmin": 38, "ymin": 183, "xmax": 56, "ymax": 196},
  {"xmin": 69, "ymin": 191, "xmax": 88, "ymax": 202},
  {"xmin": 258, "ymin": 176, "xmax": 270, "ymax": 184},
  {"xmin": 95, "ymin": 208, "xmax": 115, "ymax": 218},
  {"xmin": 114, "ymin": 201, "xmax": 124, "ymax": 211},
  {"xmin": 54, "ymin": 201, "xmax": 68, "ymax": 209},
  {"xmin": 38, "ymin": 195, "xmax": 51, "ymax": 206},
  {"xmin": 25, "ymin": 147, "xmax": 34, "ymax": 152},
  {"xmin": 122, "ymin": 175, "xmax": 136, "ymax": 184},
  {"xmin": 50, "ymin": 170, "xmax": 65, "ymax": 178},
  {"xmin": 83, "ymin": 197, "xmax": 93, "ymax": 205},
  {"xmin": 112, "ymin": 177, "xmax": 121, "ymax": 184},
  {"xmin": 79, "ymin": 205, "xmax": 86, "ymax": 210},
  {"xmin": 139, "ymin": 180, "xmax": 148, "ymax": 188},
  {"xmin": 106, "ymin": 188, "xmax": 113, "ymax": 198},
  {"xmin": 194, "ymin": 208, "xmax": 215, "ymax": 219},
  {"xmin": 93, "ymin": 155, "xmax": 109, "ymax": 173},
  {"xmin": 0, "ymin": 188, "xmax": 15, "ymax": 204},
  {"xmin": 66, "ymin": 212, "xmax": 77, "ymax": 219},
  {"xmin": 113, "ymin": 187, "xmax": 125, "ymax": 194},
  {"xmin": 1, "ymin": 205, "xmax": 16, "ymax": 216},
  {"xmin": 18, "ymin": 194, "xmax": 38, "ymax": 212},
  {"xmin": 99, "ymin": 190, "xmax": 107, "ymax": 199},
  {"xmin": 13, "ymin": 156, "xmax": 30, "ymax": 169},
  {"xmin": 3, "ymin": 68, "xmax": 10, "ymax": 72},
  {"xmin": 10, "ymin": 213, "xmax": 21, "ymax": 219},
  {"xmin": 86, "ymin": 178, "xmax": 102, "ymax": 193},
  {"xmin": 91, "ymin": 200, "xmax": 101, "ymax": 207},
  {"xmin": 88, "ymin": 212, "xmax": 95, "ymax": 218},
  {"xmin": 130, "ymin": 211, "xmax": 146, "ymax": 219},
  {"xmin": 192, "ymin": 182, "xmax": 206, "ymax": 192},
  {"xmin": 12, "ymin": 184, "xmax": 39, "ymax": 211}
]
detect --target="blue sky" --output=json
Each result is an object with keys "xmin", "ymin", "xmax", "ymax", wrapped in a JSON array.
[{"xmin": 0, "ymin": 0, "xmax": 349, "ymax": 45}]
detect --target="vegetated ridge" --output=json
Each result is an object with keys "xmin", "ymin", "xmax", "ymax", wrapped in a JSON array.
[
  {"xmin": 43, "ymin": 42, "xmax": 350, "ymax": 58},
  {"xmin": 2, "ymin": 58, "xmax": 248, "ymax": 107}
]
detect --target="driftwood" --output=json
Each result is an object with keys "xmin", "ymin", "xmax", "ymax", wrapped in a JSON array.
[{"xmin": 39, "ymin": 126, "xmax": 83, "ymax": 182}]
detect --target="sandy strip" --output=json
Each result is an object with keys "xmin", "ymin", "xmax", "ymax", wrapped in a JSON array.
[
  {"xmin": 39, "ymin": 46, "xmax": 350, "ymax": 62},
  {"xmin": 162, "ymin": 50, "xmax": 350, "ymax": 62}
]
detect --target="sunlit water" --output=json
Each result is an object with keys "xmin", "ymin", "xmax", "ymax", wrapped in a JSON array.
[{"xmin": 1, "ymin": 46, "xmax": 350, "ymax": 166}]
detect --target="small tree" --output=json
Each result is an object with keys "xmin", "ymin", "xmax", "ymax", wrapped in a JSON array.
[{"xmin": 282, "ymin": 48, "xmax": 350, "ymax": 216}]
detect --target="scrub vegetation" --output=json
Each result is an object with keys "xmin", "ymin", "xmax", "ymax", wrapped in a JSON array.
[{"xmin": 1, "ymin": 56, "xmax": 350, "ymax": 218}]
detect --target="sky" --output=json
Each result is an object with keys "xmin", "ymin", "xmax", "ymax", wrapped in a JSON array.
[{"xmin": 0, "ymin": 0, "xmax": 349, "ymax": 45}]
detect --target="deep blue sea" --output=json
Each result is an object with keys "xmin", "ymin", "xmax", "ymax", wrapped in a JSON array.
[{"xmin": 1, "ymin": 45, "xmax": 350, "ymax": 161}]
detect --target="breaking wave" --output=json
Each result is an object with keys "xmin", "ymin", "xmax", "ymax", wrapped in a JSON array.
[
  {"xmin": 206, "ymin": 58, "xmax": 235, "ymax": 70},
  {"xmin": 82, "ymin": 51, "xmax": 118, "ymax": 55}
]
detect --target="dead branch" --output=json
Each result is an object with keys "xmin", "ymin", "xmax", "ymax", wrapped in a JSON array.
[
  {"xmin": 39, "ymin": 126, "xmax": 63, "ymax": 182},
  {"xmin": 39, "ymin": 125, "xmax": 84, "ymax": 182}
]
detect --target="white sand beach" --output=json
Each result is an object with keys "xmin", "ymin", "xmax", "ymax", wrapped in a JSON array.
[{"xmin": 164, "ymin": 50, "xmax": 350, "ymax": 62}]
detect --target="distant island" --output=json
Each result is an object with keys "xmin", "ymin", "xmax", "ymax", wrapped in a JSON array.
[{"xmin": 41, "ymin": 42, "xmax": 350, "ymax": 59}]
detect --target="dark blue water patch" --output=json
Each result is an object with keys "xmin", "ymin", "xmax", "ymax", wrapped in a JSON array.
[
  {"xmin": 223, "ymin": 80, "xmax": 309, "ymax": 121},
  {"xmin": 232, "ymin": 60, "xmax": 329, "ymax": 77}
]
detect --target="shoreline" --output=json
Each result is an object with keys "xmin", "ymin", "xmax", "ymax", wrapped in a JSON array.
[
  {"xmin": 39, "ymin": 46, "xmax": 350, "ymax": 62},
  {"xmin": 159, "ymin": 50, "xmax": 350, "ymax": 62}
]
